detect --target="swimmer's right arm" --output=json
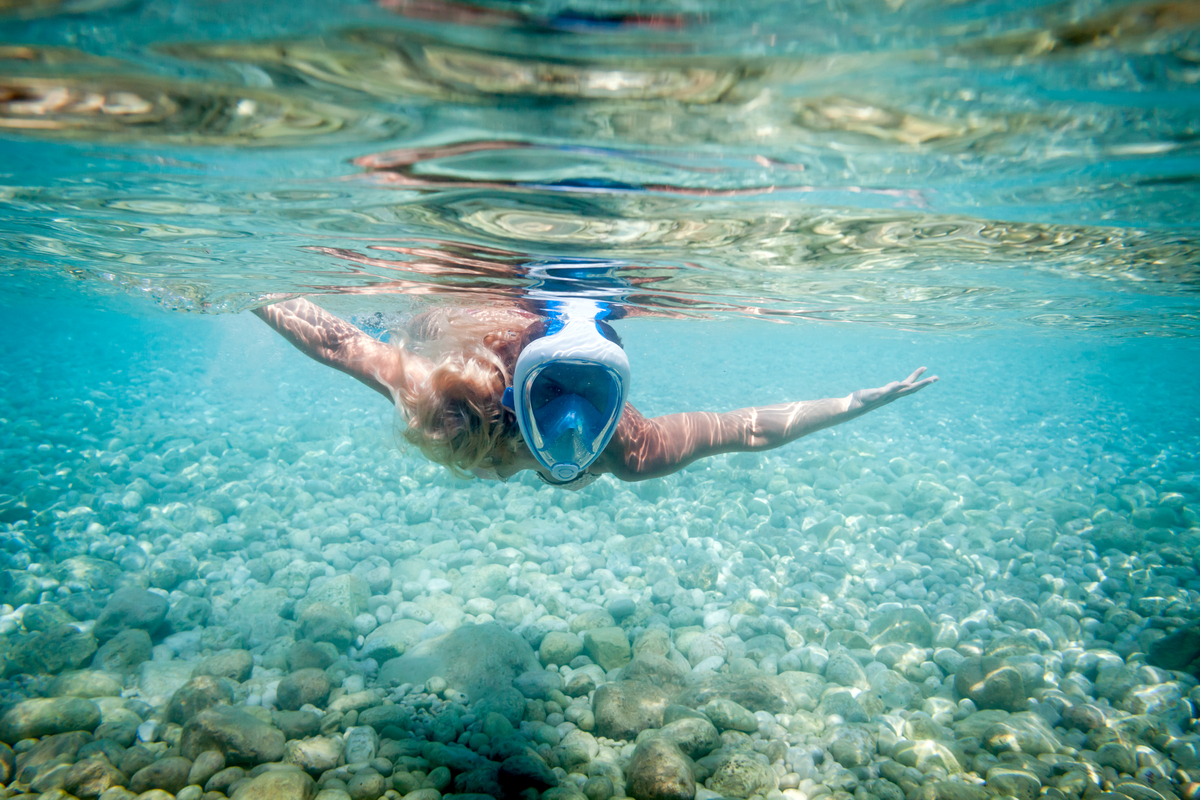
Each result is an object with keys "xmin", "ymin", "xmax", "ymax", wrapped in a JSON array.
[{"xmin": 253, "ymin": 298, "xmax": 427, "ymax": 403}]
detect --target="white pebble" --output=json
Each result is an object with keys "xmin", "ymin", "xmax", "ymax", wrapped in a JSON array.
[{"xmin": 136, "ymin": 720, "xmax": 159, "ymax": 743}]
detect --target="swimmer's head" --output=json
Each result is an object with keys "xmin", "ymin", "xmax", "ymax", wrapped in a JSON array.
[{"xmin": 397, "ymin": 303, "xmax": 629, "ymax": 482}]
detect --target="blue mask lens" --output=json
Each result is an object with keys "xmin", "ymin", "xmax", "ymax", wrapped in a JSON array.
[
  {"xmin": 533, "ymin": 394, "xmax": 609, "ymax": 467},
  {"xmin": 524, "ymin": 364, "xmax": 623, "ymax": 481}
]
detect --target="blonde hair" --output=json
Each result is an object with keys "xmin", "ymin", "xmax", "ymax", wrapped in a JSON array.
[{"xmin": 394, "ymin": 309, "xmax": 531, "ymax": 478}]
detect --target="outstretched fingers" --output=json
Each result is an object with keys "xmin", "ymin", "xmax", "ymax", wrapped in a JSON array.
[{"xmin": 897, "ymin": 366, "xmax": 939, "ymax": 396}]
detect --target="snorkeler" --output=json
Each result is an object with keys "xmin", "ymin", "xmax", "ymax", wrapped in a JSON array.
[{"xmin": 253, "ymin": 276, "xmax": 937, "ymax": 489}]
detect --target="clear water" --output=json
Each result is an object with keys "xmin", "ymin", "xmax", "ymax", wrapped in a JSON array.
[{"xmin": 1, "ymin": 0, "xmax": 1199, "ymax": 789}]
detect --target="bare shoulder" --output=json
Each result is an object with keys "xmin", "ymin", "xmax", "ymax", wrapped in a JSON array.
[
  {"xmin": 402, "ymin": 305, "xmax": 540, "ymax": 344},
  {"xmin": 593, "ymin": 404, "xmax": 662, "ymax": 480},
  {"xmin": 466, "ymin": 306, "xmax": 542, "ymax": 329}
]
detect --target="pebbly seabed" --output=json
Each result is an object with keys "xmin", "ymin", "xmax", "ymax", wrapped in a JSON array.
[{"xmin": 0, "ymin": 302, "xmax": 1198, "ymax": 800}]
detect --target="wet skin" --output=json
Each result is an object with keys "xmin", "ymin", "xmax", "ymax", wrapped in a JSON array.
[{"xmin": 254, "ymin": 298, "xmax": 937, "ymax": 484}]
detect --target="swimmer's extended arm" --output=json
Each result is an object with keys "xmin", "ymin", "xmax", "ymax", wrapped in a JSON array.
[
  {"xmin": 604, "ymin": 368, "xmax": 938, "ymax": 480},
  {"xmin": 253, "ymin": 298, "xmax": 427, "ymax": 403}
]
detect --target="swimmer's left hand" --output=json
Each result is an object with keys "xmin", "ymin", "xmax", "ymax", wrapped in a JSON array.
[{"xmin": 847, "ymin": 367, "xmax": 939, "ymax": 414}]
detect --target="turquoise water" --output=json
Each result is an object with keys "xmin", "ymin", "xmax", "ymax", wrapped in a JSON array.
[{"xmin": 1, "ymin": 2, "xmax": 1200, "ymax": 800}]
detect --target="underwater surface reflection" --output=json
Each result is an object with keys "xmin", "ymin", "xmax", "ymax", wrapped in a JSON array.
[{"xmin": 0, "ymin": 0, "xmax": 1198, "ymax": 329}]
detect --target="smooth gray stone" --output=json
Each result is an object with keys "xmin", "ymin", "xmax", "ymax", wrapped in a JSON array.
[{"xmin": 627, "ymin": 737, "xmax": 695, "ymax": 800}]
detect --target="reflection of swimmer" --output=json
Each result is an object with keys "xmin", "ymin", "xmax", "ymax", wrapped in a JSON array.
[
  {"xmin": 354, "ymin": 139, "xmax": 802, "ymax": 197},
  {"xmin": 253, "ymin": 277, "xmax": 937, "ymax": 489},
  {"xmin": 376, "ymin": 0, "xmax": 696, "ymax": 31},
  {"xmin": 353, "ymin": 139, "xmax": 930, "ymax": 204},
  {"xmin": 304, "ymin": 241, "xmax": 854, "ymax": 321},
  {"xmin": 303, "ymin": 242, "xmax": 826, "ymax": 321}
]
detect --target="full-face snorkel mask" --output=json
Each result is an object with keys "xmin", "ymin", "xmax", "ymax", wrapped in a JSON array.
[{"xmin": 502, "ymin": 296, "xmax": 630, "ymax": 484}]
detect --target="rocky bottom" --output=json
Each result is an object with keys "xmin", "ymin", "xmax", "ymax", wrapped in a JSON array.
[
  {"xmin": 1, "ymin": 501, "xmax": 1199, "ymax": 800},
  {"xmin": 1, "ymin": 595, "xmax": 1200, "ymax": 800}
]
